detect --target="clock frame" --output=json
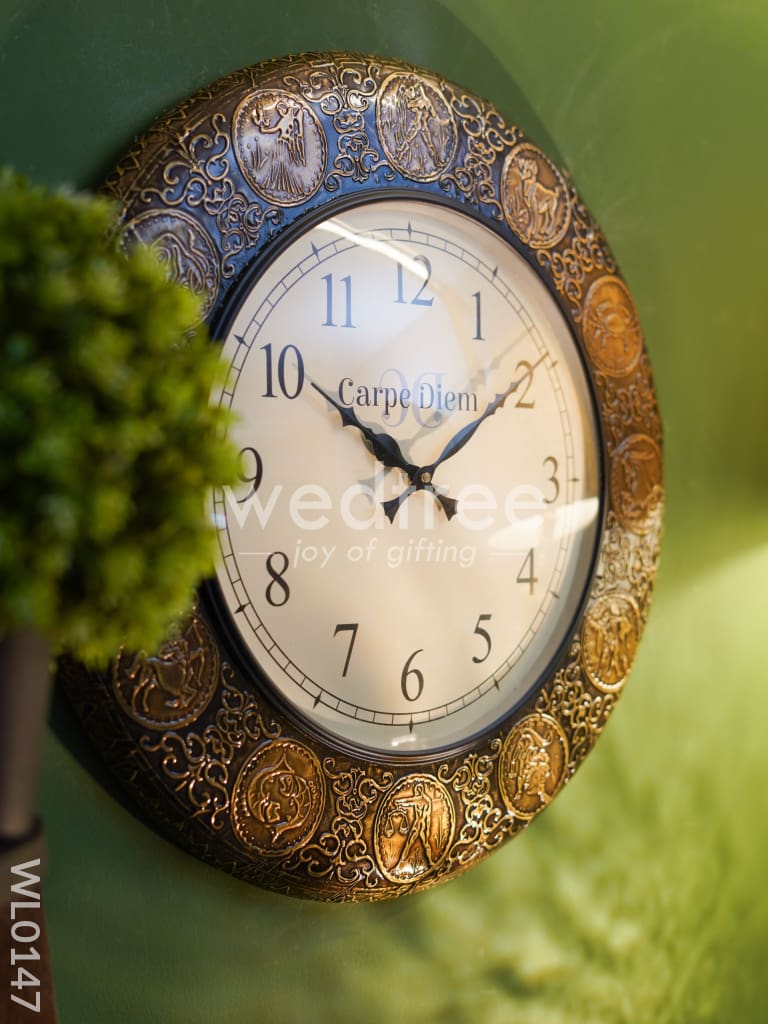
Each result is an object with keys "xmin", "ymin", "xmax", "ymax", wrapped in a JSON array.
[{"xmin": 60, "ymin": 51, "xmax": 663, "ymax": 901}]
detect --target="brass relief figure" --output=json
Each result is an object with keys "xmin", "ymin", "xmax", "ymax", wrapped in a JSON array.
[
  {"xmin": 120, "ymin": 211, "xmax": 220, "ymax": 317},
  {"xmin": 234, "ymin": 90, "xmax": 326, "ymax": 205},
  {"xmin": 500, "ymin": 714, "xmax": 568, "ymax": 818},
  {"xmin": 232, "ymin": 740, "xmax": 325, "ymax": 855},
  {"xmin": 374, "ymin": 775, "xmax": 455, "ymax": 883},
  {"xmin": 377, "ymin": 73, "xmax": 457, "ymax": 181},
  {"xmin": 582, "ymin": 594, "xmax": 640, "ymax": 691},
  {"xmin": 501, "ymin": 144, "xmax": 570, "ymax": 248},
  {"xmin": 610, "ymin": 434, "xmax": 663, "ymax": 534},
  {"xmin": 582, "ymin": 276, "xmax": 643, "ymax": 377},
  {"xmin": 113, "ymin": 614, "xmax": 219, "ymax": 729}
]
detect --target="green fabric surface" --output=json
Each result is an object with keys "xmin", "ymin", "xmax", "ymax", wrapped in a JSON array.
[{"xmin": 2, "ymin": 0, "xmax": 766, "ymax": 1020}]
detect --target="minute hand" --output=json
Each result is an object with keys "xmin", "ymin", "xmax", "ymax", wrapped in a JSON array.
[{"xmin": 427, "ymin": 353, "xmax": 547, "ymax": 473}]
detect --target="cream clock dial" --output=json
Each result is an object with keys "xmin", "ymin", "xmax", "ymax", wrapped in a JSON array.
[
  {"xmin": 213, "ymin": 199, "xmax": 601, "ymax": 754},
  {"xmin": 64, "ymin": 53, "xmax": 663, "ymax": 901}
]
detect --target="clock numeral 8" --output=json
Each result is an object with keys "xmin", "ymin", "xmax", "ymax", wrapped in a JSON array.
[{"xmin": 265, "ymin": 551, "xmax": 290, "ymax": 607}]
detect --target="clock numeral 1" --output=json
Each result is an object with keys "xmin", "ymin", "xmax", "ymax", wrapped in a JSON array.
[
  {"xmin": 516, "ymin": 549, "xmax": 538, "ymax": 595},
  {"xmin": 261, "ymin": 343, "xmax": 305, "ymax": 399},
  {"xmin": 395, "ymin": 256, "xmax": 434, "ymax": 306},
  {"xmin": 333, "ymin": 623, "xmax": 358, "ymax": 677},
  {"xmin": 265, "ymin": 551, "xmax": 290, "ymax": 607},
  {"xmin": 472, "ymin": 290, "xmax": 484, "ymax": 341},
  {"xmin": 322, "ymin": 273, "xmax": 355, "ymax": 328},
  {"xmin": 472, "ymin": 614, "xmax": 492, "ymax": 664},
  {"xmin": 400, "ymin": 649, "xmax": 425, "ymax": 702}
]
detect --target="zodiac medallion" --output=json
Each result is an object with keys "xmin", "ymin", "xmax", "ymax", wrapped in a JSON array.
[
  {"xmin": 610, "ymin": 433, "xmax": 663, "ymax": 534},
  {"xmin": 374, "ymin": 775, "xmax": 455, "ymax": 884},
  {"xmin": 582, "ymin": 593, "xmax": 641, "ymax": 691},
  {"xmin": 120, "ymin": 210, "xmax": 220, "ymax": 317},
  {"xmin": 499, "ymin": 713, "xmax": 569, "ymax": 819},
  {"xmin": 112, "ymin": 612, "xmax": 220, "ymax": 730},
  {"xmin": 376, "ymin": 72, "xmax": 457, "ymax": 181},
  {"xmin": 233, "ymin": 89, "xmax": 326, "ymax": 206},
  {"xmin": 501, "ymin": 142, "xmax": 571, "ymax": 248},
  {"xmin": 582, "ymin": 275, "xmax": 643, "ymax": 377},
  {"xmin": 231, "ymin": 740, "xmax": 325, "ymax": 855}
]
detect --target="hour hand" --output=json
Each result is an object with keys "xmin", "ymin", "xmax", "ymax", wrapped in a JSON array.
[{"xmin": 310, "ymin": 381, "xmax": 416, "ymax": 475}]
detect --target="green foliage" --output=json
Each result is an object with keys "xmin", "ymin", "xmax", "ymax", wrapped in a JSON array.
[{"xmin": 0, "ymin": 169, "xmax": 237, "ymax": 662}]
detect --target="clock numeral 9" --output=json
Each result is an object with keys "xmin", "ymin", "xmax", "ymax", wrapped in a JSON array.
[
  {"xmin": 237, "ymin": 446, "xmax": 263, "ymax": 502},
  {"xmin": 265, "ymin": 551, "xmax": 290, "ymax": 607},
  {"xmin": 401, "ymin": 649, "xmax": 425, "ymax": 702},
  {"xmin": 261, "ymin": 343, "xmax": 305, "ymax": 399}
]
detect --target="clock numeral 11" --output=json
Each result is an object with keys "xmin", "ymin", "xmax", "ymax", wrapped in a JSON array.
[{"xmin": 322, "ymin": 273, "xmax": 355, "ymax": 328}]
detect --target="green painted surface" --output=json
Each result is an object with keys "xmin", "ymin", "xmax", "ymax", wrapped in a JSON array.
[{"xmin": 2, "ymin": 1, "xmax": 767, "ymax": 1020}]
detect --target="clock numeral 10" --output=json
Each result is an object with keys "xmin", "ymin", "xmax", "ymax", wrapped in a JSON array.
[{"xmin": 261, "ymin": 343, "xmax": 305, "ymax": 399}]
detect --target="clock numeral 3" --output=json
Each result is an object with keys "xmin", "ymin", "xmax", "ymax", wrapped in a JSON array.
[
  {"xmin": 265, "ymin": 551, "xmax": 290, "ymax": 607},
  {"xmin": 543, "ymin": 455, "xmax": 560, "ymax": 503},
  {"xmin": 395, "ymin": 255, "xmax": 434, "ymax": 307},
  {"xmin": 401, "ymin": 649, "xmax": 425, "ymax": 702}
]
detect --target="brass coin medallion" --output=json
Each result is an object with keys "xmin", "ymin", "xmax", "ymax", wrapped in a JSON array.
[{"xmin": 61, "ymin": 51, "xmax": 663, "ymax": 902}]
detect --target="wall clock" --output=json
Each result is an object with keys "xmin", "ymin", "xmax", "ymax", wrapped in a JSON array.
[{"xmin": 61, "ymin": 52, "xmax": 663, "ymax": 901}]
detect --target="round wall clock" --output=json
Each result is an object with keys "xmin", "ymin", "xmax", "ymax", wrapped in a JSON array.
[{"xmin": 61, "ymin": 52, "xmax": 663, "ymax": 901}]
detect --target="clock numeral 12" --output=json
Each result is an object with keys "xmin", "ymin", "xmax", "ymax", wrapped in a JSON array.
[
  {"xmin": 395, "ymin": 256, "xmax": 434, "ymax": 306},
  {"xmin": 322, "ymin": 273, "xmax": 355, "ymax": 328}
]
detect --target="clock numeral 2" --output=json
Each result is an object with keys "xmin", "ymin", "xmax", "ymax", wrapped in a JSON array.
[
  {"xmin": 333, "ymin": 623, "xmax": 358, "ymax": 677},
  {"xmin": 265, "ymin": 551, "xmax": 290, "ymax": 607},
  {"xmin": 322, "ymin": 273, "xmax": 355, "ymax": 328}
]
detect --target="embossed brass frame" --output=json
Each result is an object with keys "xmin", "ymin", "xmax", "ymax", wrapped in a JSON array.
[{"xmin": 60, "ymin": 52, "xmax": 663, "ymax": 902}]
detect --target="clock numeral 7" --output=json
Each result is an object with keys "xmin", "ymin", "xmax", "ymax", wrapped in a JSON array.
[{"xmin": 333, "ymin": 623, "xmax": 358, "ymax": 678}]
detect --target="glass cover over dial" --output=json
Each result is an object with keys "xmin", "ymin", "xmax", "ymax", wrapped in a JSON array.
[{"xmin": 213, "ymin": 198, "xmax": 601, "ymax": 755}]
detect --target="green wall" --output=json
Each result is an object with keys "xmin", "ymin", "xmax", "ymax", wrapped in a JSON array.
[{"xmin": 2, "ymin": 1, "xmax": 767, "ymax": 1020}]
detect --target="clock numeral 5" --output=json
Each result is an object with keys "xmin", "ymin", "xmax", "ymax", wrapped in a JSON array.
[{"xmin": 472, "ymin": 614, "xmax": 492, "ymax": 664}]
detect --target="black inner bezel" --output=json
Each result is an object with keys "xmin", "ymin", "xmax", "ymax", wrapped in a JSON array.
[{"xmin": 202, "ymin": 186, "xmax": 608, "ymax": 766}]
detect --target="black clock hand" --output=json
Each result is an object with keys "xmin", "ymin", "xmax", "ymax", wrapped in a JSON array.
[
  {"xmin": 381, "ymin": 354, "xmax": 547, "ymax": 522},
  {"xmin": 312, "ymin": 380, "xmax": 458, "ymax": 522},
  {"xmin": 310, "ymin": 380, "xmax": 417, "ymax": 475}
]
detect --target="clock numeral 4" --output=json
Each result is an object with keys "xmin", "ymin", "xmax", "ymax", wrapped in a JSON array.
[{"xmin": 516, "ymin": 548, "xmax": 538, "ymax": 595}]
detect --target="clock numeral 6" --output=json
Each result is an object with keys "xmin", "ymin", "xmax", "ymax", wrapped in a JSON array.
[
  {"xmin": 265, "ymin": 551, "xmax": 290, "ymax": 607},
  {"xmin": 401, "ymin": 649, "xmax": 425, "ymax": 702}
]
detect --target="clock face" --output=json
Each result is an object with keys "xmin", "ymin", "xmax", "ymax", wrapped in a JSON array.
[{"xmin": 213, "ymin": 198, "xmax": 601, "ymax": 755}]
